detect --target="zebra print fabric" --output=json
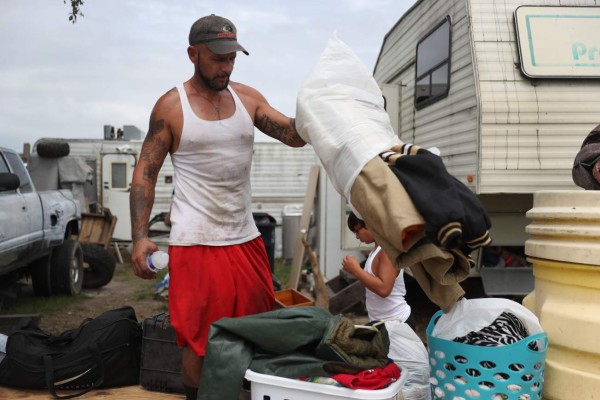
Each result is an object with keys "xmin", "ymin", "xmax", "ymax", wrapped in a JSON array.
[{"xmin": 453, "ymin": 312, "xmax": 536, "ymax": 350}]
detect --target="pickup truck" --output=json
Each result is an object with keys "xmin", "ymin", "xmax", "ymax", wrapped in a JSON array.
[{"xmin": 0, "ymin": 146, "xmax": 83, "ymax": 297}]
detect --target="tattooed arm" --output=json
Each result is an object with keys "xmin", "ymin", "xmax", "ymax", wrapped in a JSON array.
[
  {"xmin": 129, "ymin": 90, "xmax": 176, "ymax": 279},
  {"xmin": 256, "ymin": 115, "xmax": 305, "ymax": 148},
  {"xmin": 232, "ymin": 82, "xmax": 306, "ymax": 148}
]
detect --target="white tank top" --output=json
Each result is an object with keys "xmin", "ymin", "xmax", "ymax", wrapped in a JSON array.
[
  {"xmin": 364, "ymin": 246, "xmax": 411, "ymax": 322},
  {"xmin": 168, "ymin": 84, "xmax": 259, "ymax": 246}
]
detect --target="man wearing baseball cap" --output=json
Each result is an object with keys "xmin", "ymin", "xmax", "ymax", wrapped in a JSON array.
[
  {"xmin": 129, "ymin": 14, "xmax": 306, "ymax": 400},
  {"xmin": 188, "ymin": 14, "xmax": 249, "ymax": 55}
]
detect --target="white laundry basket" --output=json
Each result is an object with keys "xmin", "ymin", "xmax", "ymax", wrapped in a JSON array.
[{"xmin": 244, "ymin": 367, "xmax": 407, "ymax": 400}]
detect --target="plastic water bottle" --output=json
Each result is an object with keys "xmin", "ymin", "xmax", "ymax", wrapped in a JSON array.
[{"xmin": 146, "ymin": 250, "xmax": 169, "ymax": 272}]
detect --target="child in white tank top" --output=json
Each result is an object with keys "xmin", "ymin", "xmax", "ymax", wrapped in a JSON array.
[
  {"xmin": 342, "ymin": 211, "xmax": 432, "ymax": 400},
  {"xmin": 342, "ymin": 212, "xmax": 413, "ymax": 326}
]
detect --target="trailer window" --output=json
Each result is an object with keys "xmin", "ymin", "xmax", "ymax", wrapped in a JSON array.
[
  {"xmin": 415, "ymin": 17, "xmax": 451, "ymax": 109},
  {"xmin": 111, "ymin": 162, "xmax": 127, "ymax": 189}
]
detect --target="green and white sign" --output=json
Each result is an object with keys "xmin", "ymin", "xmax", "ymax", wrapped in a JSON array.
[{"xmin": 515, "ymin": 6, "xmax": 600, "ymax": 78}]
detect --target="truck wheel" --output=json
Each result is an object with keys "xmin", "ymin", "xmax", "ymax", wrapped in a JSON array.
[
  {"xmin": 36, "ymin": 140, "xmax": 70, "ymax": 158},
  {"xmin": 30, "ymin": 255, "xmax": 53, "ymax": 296},
  {"xmin": 81, "ymin": 243, "xmax": 116, "ymax": 289},
  {"xmin": 51, "ymin": 240, "xmax": 84, "ymax": 295}
]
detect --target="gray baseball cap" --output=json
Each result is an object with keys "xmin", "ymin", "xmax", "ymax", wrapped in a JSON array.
[{"xmin": 188, "ymin": 14, "xmax": 249, "ymax": 55}]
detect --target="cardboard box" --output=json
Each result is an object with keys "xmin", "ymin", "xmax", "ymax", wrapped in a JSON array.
[{"xmin": 274, "ymin": 289, "xmax": 314, "ymax": 309}]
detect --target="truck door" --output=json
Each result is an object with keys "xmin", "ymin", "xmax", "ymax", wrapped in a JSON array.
[
  {"xmin": 101, "ymin": 152, "xmax": 135, "ymax": 241},
  {"xmin": 0, "ymin": 151, "xmax": 44, "ymax": 269}
]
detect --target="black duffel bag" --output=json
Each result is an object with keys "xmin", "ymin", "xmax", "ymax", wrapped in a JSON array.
[{"xmin": 0, "ymin": 306, "xmax": 142, "ymax": 399}]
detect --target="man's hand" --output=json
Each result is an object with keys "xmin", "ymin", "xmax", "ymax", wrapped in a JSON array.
[{"xmin": 131, "ymin": 237, "xmax": 160, "ymax": 279}]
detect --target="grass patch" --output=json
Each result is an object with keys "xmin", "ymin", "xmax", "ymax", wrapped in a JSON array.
[
  {"xmin": 274, "ymin": 258, "xmax": 290, "ymax": 289},
  {"xmin": 0, "ymin": 262, "xmax": 170, "ymax": 317},
  {"xmin": 113, "ymin": 262, "xmax": 168, "ymax": 300},
  {"xmin": 0, "ymin": 289, "xmax": 90, "ymax": 316},
  {"xmin": 273, "ymin": 258, "xmax": 312, "ymax": 290}
]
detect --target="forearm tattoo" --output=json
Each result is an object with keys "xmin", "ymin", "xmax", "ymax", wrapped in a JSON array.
[
  {"xmin": 142, "ymin": 111, "xmax": 169, "ymax": 182},
  {"xmin": 130, "ymin": 183, "xmax": 149, "ymax": 243},
  {"xmin": 257, "ymin": 115, "xmax": 305, "ymax": 147},
  {"xmin": 130, "ymin": 111, "xmax": 168, "ymax": 242}
]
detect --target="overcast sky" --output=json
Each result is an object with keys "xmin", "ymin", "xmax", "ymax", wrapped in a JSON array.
[{"xmin": 1, "ymin": 1, "xmax": 414, "ymax": 152}]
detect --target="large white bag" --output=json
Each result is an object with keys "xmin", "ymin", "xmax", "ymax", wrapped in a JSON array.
[
  {"xmin": 384, "ymin": 320, "xmax": 431, "ymax": 400},
  {"xmin": 296, "ymin": 32, "xmax": 401, "ymax": 200},
  {"xmin": 430, "ymin": 297, "xmax": 544, "ymax": 340}
]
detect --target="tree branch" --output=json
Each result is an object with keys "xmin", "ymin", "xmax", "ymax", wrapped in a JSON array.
[{"xmin": 64, "ymin": 0, "xmax": 84, "ymax": 23}]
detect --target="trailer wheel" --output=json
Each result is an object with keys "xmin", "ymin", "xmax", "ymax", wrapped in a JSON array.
[
  {"xmin": 30, "ymin": 255, "xmax": 53, "ymax": 296},
  {"xmin": 51, "ymin": 240, "xmax": 84, "ymax": 295},
  {"xmin": 81, "ymin": 243, "xmax": 116, "ymax": 289},
  {"xmin": 36, "ymin": 140, "xmax": 70, "ymax": 158}
]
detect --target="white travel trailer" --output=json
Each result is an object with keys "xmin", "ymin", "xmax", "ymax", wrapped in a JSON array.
[{"xmin": 370, "ymin": 0, "xmax": 600, "ymax": 295}]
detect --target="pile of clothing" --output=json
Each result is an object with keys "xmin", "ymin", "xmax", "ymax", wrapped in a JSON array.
[
  {"xmin": 197, "ymin": 307, "xmax": 397, "ymax": 400},
  {"xmin": 296, "ymin": 33, "xmax": 492, "ymax": 312}
]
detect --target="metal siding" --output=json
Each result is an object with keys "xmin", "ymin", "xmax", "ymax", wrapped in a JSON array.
[
  {"xmin": 250, "ymin": 143, "xmax": 319, "ymax": 258},
  {"xmin": 374, "ymin": 0, "xmax": 479, "ymax": 190},
  {"xmin": 251, "ymin": 144, "xmax": 316, "ymax": 198},
  {"xmin": 472, "ymin": 0, "xmax": 600, "ymax": 193}
]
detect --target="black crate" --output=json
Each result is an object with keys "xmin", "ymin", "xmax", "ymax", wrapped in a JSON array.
[{"xmin": 140, "ymin": 313, "xmax": 184, "ymax": 394}]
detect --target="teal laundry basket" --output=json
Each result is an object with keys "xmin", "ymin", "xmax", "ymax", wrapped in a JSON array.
[{"xmin": 426, "ymin": 310, "xmax": 548, "ymax": 400}]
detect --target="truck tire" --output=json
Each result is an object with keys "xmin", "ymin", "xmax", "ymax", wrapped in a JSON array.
[
  {"xmin": 30, "ymin": 255, "xmax": 53, "ymax": 296},
  {"xmin": 50, "ymin": 240, "xmax": 84, "ymax": 295},
  {"xmin": 36, "ymin": 140, "xmax": 70, "ymax": 158},
  {"xmin": 81, "ymin": 243, "xmax": 116, "ymax": 289}
]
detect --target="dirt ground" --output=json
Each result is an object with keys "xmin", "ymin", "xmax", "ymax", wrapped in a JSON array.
[{"xmin": 33, "ymin": 250, "xmax": 169, "ymax": 335}]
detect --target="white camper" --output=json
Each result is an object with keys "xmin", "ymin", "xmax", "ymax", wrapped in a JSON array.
[{"xmin": 372, "ymin": 0, "xmax": 600, "ymax": 295}]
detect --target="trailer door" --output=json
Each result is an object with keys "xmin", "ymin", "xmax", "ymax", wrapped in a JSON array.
[{"xmin": 101, "ymin": 153, "xmax": 135, "ymax": 240}]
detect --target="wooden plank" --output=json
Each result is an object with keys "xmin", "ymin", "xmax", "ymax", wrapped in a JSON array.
[
  {"xmin": 287, "ymin": 165, "xmax": 320, "ymax": 290},
  {"xmin": 326, "ymin": 275, "xmax": 366, "ymax": 315},
  {"xmin": 0, "ymin": 385, "xmax": 182, "ymax": 399},
  {"xmin": 75, "ymin": 209, "xmax": 117, "ymax": 249}
]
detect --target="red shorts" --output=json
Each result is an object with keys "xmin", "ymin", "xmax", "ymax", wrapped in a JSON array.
[{"xmin": 167, "ymin": 237, "xmax": 275, "ymax": 356}]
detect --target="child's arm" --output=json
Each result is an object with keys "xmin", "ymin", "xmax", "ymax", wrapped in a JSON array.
[
  {"xmin": 372, "ymin": 250, "xmax": 400, "ymax": 297},
  {"xmin": 342, "ymin": 252, "xmax": 399, "ymax": 298}
]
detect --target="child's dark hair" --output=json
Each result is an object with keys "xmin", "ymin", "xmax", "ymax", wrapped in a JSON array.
[{"xmin": 347, "ymin": 211, "xmax": 365, "ymax": 232}]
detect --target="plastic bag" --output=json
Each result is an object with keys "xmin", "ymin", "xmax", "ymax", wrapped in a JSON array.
[
  {"xmin": 383, "ymin": 320, "xmax": 431, "ymax": 400},
  {"xmin": 430, "ymin": 297, "xmax": 543, "ymax": 340},
  {"xmin": 296, "ymin": 32, "xmax": 400, "ymax": 199}
]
